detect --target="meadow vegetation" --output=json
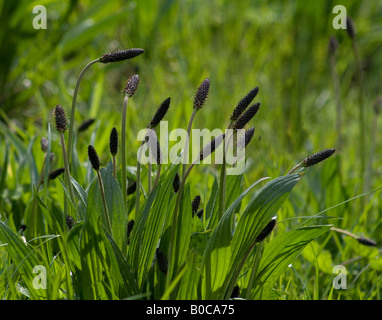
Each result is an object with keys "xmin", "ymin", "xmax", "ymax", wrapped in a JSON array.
[{"xmin": 0, "ymin": 0, "xmax": 381, "ymax": 300}]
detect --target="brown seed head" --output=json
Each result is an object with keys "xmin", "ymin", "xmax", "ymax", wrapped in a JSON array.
[
  {"xmin": 357, "ymin": 236, "xmax": 377, "ymax": 247},
  {"xmin": 156, "ymin": 248, "xmax": 168, "ymax": 275},
  {"xmin": 99, "ymin": 48, "xmax": 144, "ymax": 64},
  {"xmin": 173, "ymin": 173, "xmax": 180, "ymax": 193},
  {"xmin": 230, "ymin": 87, "xmax": 259, "ymax": 122},
  {"xmin": 193, "ymin": 78, "xmax": 210, "ymax": 110},
  {"xmin": 109, "ymin": 127, "xmax": 119, "ymax": 156},
  {"xmin": 48, "ymin": 167, "xmax": 65, "ymax": 180},
  {"xmin": 234, "ymin": 103, "xmax": 260, "ymax": 130},
  {"xmin": 124, "ymin": 74, "xmax": 140, "ymax": 97},
  {"xmin": 256, "ymin": 218, "xmax": 276, "ymax": 243},
  {"xmin": 78, "ymin": 118, "xmax": 95, "ymax": 132},
  {"xmin": 41, "ymin": 137, "xmax": 48, "ymax": 152},
  {"xmin": 88, "ymin": 145, "xmax": 100, "ymax": 171},
  {"xmin": 199, "ymin": 133, "xmax": 225, "ymax": 161},
  {"xmin": 149, "ymin": 97, "xmax": 171, "ymax": 128},
  {"xmin": 328, "ymin": 35, "xmax": 339, "ymax": 54},
  {"xmin": 346, "ymin": 16, "xmax": 356, "ymax": 40},
  {"xmin": 127, "ymin": 181, "xmax": 137, "ymax": 195},
  {"xmin": 66, "ymin": 215, "xmax": 75, "ymax": 230},
  {"xmin": 54, "ymin": 105, "xmax": 67, "ymax": 133},
  {"xmin": 302, "ymin": 149, "xmax": 335, "ymax": 167},
  {"xmin": 192, "ymin": 195, "xmax": 201, "ymax": 216}
]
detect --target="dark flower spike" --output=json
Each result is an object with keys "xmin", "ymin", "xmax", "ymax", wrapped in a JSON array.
[
  {"xmin": 127, "ymin": 181, "xmax": 137, "ymax": 195},
  {"xmin": 238, "ymin": 126, "xmax": 255, "ymax": 150},
  {"xmin": 357, "ymin": 236, "xmax": 377, "ymax": 247},
  {"xmin": 66, "ymin": 215, "xmax": 75, "ymax": 230},
  {"xmin": 346, "ymin": 16, "xmax": 356, "ymax": 40},
  {"xmin": 192, "ymin": 195, "xmax": 201, "ymax": 216},
  {"xmin": 109, "ymin": 127, "xmax": 119, "ymax": 156},
  {"xmin": 231, "ymin": 285, "xmax": 240, "ymax": 298},
  {"xmin": 199, "ymin": 133, "xmax": 225, "ymax": 161},
  {"xmin": 41, "ymin": 137, "xmax": 48, "ymax": 152},
  {"xmin": 78, "ymin": 118, "xmax": 95, "ymax": 132},
  {"xmin": 48, "ymin": 168, "xmax": 65, "ymax": 180},
  {"xmin": 54, "ymin": 105, "xmax": 67, "ymax": 133},
  {"xmin": 230, "ymin": 87, "xmax": 259, "ymax": 122},
  {"xmin": 173, "ymin": 172, "xmax": 180, "ymax": 193},
  {"xmin": 328, "ymin": 35, "xmax": 339, "ymax": 54},
  {"xmin": 124, "ymin": 74, "xmax": 140, "ymax": 97},
  {"xmin": 196, "ymin": 208, "xmax": 204, "ymax": 219},
  {"xmin": 127, "ymin": 220, "xmax": 135, "ymax": 238},
  {"xmin": 88, "ymin": 145, "xmax": 100, "ymax": 171},
  {"xmin": 156, "ymin": 248, "xmax": 168, "ymax": 275},
  {"xmin": 145, "ymin": 129, "xmax": 163, "ymax": 164},
  {"xmin": 193, "ymin": 78, "xmax": 210, "ymax": 110},
  {"xmin": 19, "ymin": 224, "xmax": 27, "ymax": 233},
  {"xmin": 99, "ymin": 48, "xmax": 144, "ymax": 64},
  {"xmin": 149, "ymin": 97, "xmax": 171, "ymax": 128},
  {"xmin": 302, "ymin": 148, "xmax": 335, "ymax": 167},
  {"xmin": 256, "ymin": 218, "xmax": 276, "ymax": 243},
  {"xmin": 234, "ymin": 102, "xmax": 260, "ymax": 130}
]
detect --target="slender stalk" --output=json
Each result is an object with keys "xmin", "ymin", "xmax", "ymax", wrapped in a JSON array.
[
  {"xmin": 330, "ymin": 52, "xmax": 343, "ymax": 152},
  {"xmin": 365, "ymin": 108, "xmax": 379, "ymax": 196},
  {"xmin": 122, "ymin": 95, "xmax": 129, "ymax": 210},
  {"xmin": 60, "ymin": 133, "xmax": 76, "ymax": 207},
  {"xmin": 153, "ymin": 164, "xmax": 162, "ymax": 189},
  {"xmin": 67, "ymin": 59, "xmax": 100, "ymax": 167},
  {"xmin": 148, "ymin": 162, "xmax": 152, "ymax": 193},
  {"xmin": 97, "ymin": 170, "xmax": 112, "ymax": 236},
  {"xmin": 352, "ymin": 40, "xmax": 366, "ymax": 183},
  {"xmin": 135, "ymin": 146, "xmax": 143, "ymax": 219},
  {"xmin": 182, "ymin": 109, "xmax": 197, "ymax": 179},
  {"xmin": 112, "ymin": 155, "xmax": 116, "ymax": 179},
  {"xmin": 244, "ymin": 242, "xmax": 264, "ymax": 299}
]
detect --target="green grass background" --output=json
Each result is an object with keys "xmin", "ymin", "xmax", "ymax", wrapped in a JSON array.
[{"xmin": 1, "ymin": 0, "xmax": 382, "ymax": 299}]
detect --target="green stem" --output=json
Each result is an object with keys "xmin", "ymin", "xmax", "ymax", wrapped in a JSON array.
[
  {"xmin": 182, "ymin": 109, "xmax": 197, "ymax": 179},
  {"xmin": 122, "ymin": 95, "xmax": 129, "ymax": 211},
  {"xmin": 153, "ymin": 164, "xmax": 161, "ymax": 189},
  {"xmin": 67, "ymin": 58, "xmax": 99, "ymax": 168},
  {"xmin": 330, "ymin": 53, "xmax": 343, "ymax": 152},
  {"xmin": 244, "ymin": 242, "xmax": 263, "ymax": 299},
  {"xmin": 352, "ymin": 40, "xmax": 365, "ymax": 182},
  {"xmin": 135, "ymin": 150, "xmax": 142, "ymax": 219},
  {"xmin": 112, "ymin": 155, "xmax": 116, "ymax": 180},
  {"xmin": 97, "ymin": 170, "xmax": 112, "ymax": 236},
  {"xmin": 60, "ymin": 133, "xmax": 76, "ymax": 209},
  {"xmin": 148, "ymin": 162, "xmax": 152, "ymax": 193}
]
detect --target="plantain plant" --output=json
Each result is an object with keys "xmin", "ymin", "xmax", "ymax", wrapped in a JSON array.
[{"xmin": 2, "ymin": 47, "xmax": 374, "ymax": 301}]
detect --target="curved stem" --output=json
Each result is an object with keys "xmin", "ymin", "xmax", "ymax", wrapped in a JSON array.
[{"xmin": 67, "ymin": 58, "xmax": 99, "ymax": 168}]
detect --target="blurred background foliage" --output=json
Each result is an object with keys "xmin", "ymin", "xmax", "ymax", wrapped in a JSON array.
[{"xmin": 0, "ymin": 0, "xmax": 382, "ymax": 299}]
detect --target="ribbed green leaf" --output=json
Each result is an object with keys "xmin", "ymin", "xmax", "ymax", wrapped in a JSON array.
[
  {"xmin": 201, "ymin": 176, "xmax": 270, "ymax": 299},
  {"xmin": 137, "ymin": 164, "xmax": 178, "ymax": 288},
  {"xmin": 250, "ymin": 225, "xmax": 331, "ymax": 299}
]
